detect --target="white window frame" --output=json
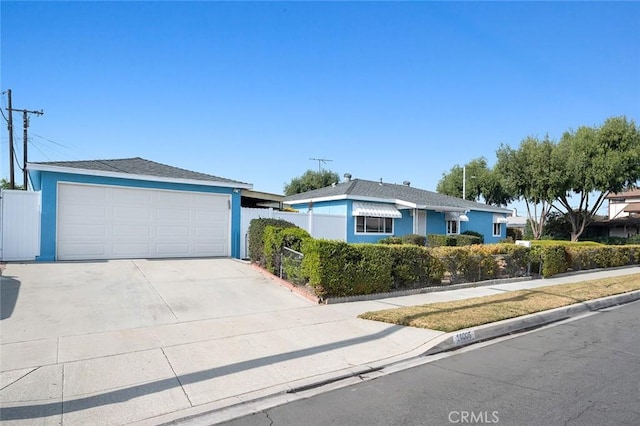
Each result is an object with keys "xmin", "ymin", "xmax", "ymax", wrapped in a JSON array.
[
  {"xmin": 355, "ymin": 216, "xmax": 394, "ymax": 235},
  {"xmin": 493, "ymin": 222, "xmax": 501, "ymax": 237},
  {"xmin": 446, "ymin": 219, "xmax": 459, "ymax": 235}
]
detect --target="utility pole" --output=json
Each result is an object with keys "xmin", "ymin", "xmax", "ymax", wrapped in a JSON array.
[
  {"xmin": 309, "ymin": 157, "xmax": 333, "ymax": 172},
  {"xmin": 7, "ymin": 104, "xmax": 43, "ymax": 190},
  {"xmin": 6, "ymin": 89, "xmax": 15, "ymax": 189}
]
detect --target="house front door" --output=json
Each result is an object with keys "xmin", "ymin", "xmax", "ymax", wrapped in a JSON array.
[{"xmin": 414, "ymin": 209, "xmax": 427, "ymax": 235}]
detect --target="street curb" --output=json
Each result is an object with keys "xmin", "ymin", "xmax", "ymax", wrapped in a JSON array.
[{"xmin": 422, "ymin": 289, "xmax": 640, "ymax": 356}]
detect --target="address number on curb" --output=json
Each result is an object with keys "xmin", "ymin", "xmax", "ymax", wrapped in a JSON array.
[{"xmin": 452, "ymin": 330, "xmax": 476, "ymax": 345}]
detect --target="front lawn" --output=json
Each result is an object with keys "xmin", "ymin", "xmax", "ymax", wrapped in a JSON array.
[{"xmin": 358, "ymin": 273, "xmax": 640, "ymax": 332}]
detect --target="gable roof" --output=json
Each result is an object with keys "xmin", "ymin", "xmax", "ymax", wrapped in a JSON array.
[
  {"xmin": 284, "ymin": 178, "xmax": 510, "ymax": 214},
  {"xmin": 28, "ymin": 157, "xmax": 252, "ymax": 188}
]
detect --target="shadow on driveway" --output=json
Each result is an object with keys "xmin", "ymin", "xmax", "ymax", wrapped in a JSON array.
[
  {"xmin": 0, "ymin": 325, "xmax": 402, "ymax": 420},
  {"xmin": 1, "ymin": 275, "xmax": 20, "ymax": 320}
]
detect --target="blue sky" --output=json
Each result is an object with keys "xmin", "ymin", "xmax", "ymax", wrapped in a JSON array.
[{"xmin": 2, "ymin": 1, "xmax": 639, "ymax": 210}]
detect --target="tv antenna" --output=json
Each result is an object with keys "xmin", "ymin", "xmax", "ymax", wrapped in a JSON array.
[{"xmin": 309, "ymin": 157, "xmax": 333, "ymax": 172}]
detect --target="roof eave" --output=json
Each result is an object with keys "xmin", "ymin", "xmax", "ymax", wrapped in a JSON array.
[{"xmin": 27, "ymin": 163, "xmax": 253, "ymax": 189}]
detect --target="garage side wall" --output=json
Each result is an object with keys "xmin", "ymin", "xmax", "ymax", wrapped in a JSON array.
[{"xmin": 37, "ymin": 171, "xmax": 241, "ymax": 261}]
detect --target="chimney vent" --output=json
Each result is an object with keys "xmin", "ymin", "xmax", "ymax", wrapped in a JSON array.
[
  {"xmin": 344, "ymin": 173, "xmax": 352, "ymax": 182},
  {"xmin": 403, "ymin": 181, "xmax": 411, "ymax": 187}
]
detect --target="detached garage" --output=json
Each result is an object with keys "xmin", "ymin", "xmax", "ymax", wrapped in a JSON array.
[{"xmin": 28, "ymin": 157, "xmax": 252, "ymax": 261}]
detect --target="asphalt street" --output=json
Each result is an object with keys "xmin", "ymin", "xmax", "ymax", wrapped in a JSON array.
[{"xmin": 222, "ymin": 300, "xmax": 640, "ymax": 426}]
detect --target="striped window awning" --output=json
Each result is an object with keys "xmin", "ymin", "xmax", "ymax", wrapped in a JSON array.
[
  {"xmin": 352, "ymin": 202, "xmax": 402, "ymax": 218},
  {"xmin": 493, "ymin": 214, "xmax": 509, "ymax": 224},
  {"xmin": 445, "ymin": 212, "xmax": 469, "ymax": 222}
]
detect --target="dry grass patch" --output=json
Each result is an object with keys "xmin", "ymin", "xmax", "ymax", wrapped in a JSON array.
[{"xmin": 358, "ymin": 274, "xmax": 640, "ymax": 332}]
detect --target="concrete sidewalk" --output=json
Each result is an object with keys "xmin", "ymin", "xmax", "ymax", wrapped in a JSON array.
[{"xmin": 1, "ymin": 265, "xmax": 639, "ymax": 425}]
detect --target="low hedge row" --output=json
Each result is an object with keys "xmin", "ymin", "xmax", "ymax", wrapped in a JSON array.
[
  {"xmin": 300, "ymin": 240, "xmax": 445, "ymax": 298},
  {"xmin": 263, "ymin": 225, "xmax": 311, "ymax": 274},
  {"xmin": 248, "ymin": 218, "xmax": 299, "ymax": 267},
  {"xmin": 248, "ymin": 219, "xmax": 640, "ymax": 298},
  {"xmin": 427, "ymin": 234, "xmax": 481, "ymax": 247}
]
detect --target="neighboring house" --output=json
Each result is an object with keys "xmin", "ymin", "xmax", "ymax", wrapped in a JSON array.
[
  {"xmin": 28, "ymin": 157, "xmax": 252, "ymax": 261},
  {"xmin": 283, "ymin": 175, "xmax": 511, "ymax": 244},
  {"xmin": 506, "ymin": 209, "xmax": 527, "ymax": 236},
  {"xmin": 589, "ymin": 189, "xmax": 640, "ymax": 238}
]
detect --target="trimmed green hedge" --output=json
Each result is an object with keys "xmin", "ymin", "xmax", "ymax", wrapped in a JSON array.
[
  {"xmin": 248, "ymin": 218, "xmax": 298, "ymax": 266},
  {"xmin": 428, "ymin": 234, "xmax": 481, "ymax": 247},
  {"xmin": 301, "ymin": 240, "xmax": 394, "ymax": 298},
  {"xmin": 386, "ymin": 245, "xmax": 444, "ymax": 288},
  {"xmin": 263, "ymin": 225, "xmax": 311, "ymax": 274}
]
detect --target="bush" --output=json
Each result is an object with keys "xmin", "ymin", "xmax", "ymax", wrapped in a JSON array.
[
  {"xmin": 507, "ymin": 227, "xmax": 523, "ymax": 241},
  {"xmin": 401, "ymin": 234, "xmax": 427, "ymax": 246},
  {"xmin": 387, "ymin": 245, "xmax": 444, "ymax": 288},
  {"xmin": 462, "ymin": 230, "xmax": 484, "ymax": 244},
  {"xmin": 248, "ymin": 218, "xmax": 298, "ymax": 266},
  {"xmin": 263, "ymin": 225, "xmax": 311, "ymax": 274},
  {"xmin": 431, "ymin": 246, "xmax": 499, "ymax": 283},
  {"xmin": 301, "ymin": 240, "xmax": 394, "ymax": 298},
  {"xmin": 628, "ymin": 235, "xmax": 640, "ymax": 245},
  {"xmin": 378, "ymin": 236, "xmax": 403, "ymax": 245},
  {"xmin": 428, "ymin": 234, "xmax": 456, "ymax": 247},
  {"xmin": 427, "ymin": 234, "xmax": 480, "ymax": 247},
  {"xmin": 565, "ymin": 246, "xmax": 637, "ymax": 271},
  {"xmin": 540, "ymin": 245, "xmax": 568, "ymax": 277}
]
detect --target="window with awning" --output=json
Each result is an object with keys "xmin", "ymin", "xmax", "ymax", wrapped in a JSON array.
[
  {"xmin": 352, "ymin": 202, "xmax": 402, "ymax": 218},
  {"xmin": 493, "ymin": 214, "xmax": 509, "ymax": 224}
]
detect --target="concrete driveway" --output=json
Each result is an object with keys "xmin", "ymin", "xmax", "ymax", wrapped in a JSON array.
[
  {"xmin": 0, "ymin": 259, "xmax": 442, "ymax": 425},
  {"xmin": 1, "ymin": 258, "xmax": 311, "ymax": 344}
]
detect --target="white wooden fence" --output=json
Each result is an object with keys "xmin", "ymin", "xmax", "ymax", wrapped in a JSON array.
[
  {"xmin": 241, "ymin": 207, "xmax": 346, "ymax": 259},
  {"xmin": 0, "ymin": 190, "xmax": 41, "ymax": 261}
]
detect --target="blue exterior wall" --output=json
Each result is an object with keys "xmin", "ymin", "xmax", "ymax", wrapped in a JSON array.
[
  {"xmin": 461, "ymin": 210, "xmax": 506, "ymax": 244},
  {"xmin": 289, "ymin": 198, "xmax": 508, "ymax": 244},
  {"xmin": 394, "ymin": 209, "xmax": 414, "ymax": 236},
  {"xmin": 289, "ymin": 199, "xmax": 347, "ymax": 215},
  {"xmin": 427, "ymin": 211, "xmax": 446, "ymax": 235},
  {"xmin": 32, "ymin": 171, "xmax": 242, "ymax": 261}
]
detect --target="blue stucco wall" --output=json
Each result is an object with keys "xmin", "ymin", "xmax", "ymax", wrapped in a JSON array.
[
  {"xmin": 427, "ymin": 211, "xmax": 446, "ymax": 235},
  {"xmin": 288, "ymin": 198, "xmax": 507, "ymax": 244},
  {"xmin": 461, "ymin": 210, "xmax": 506, "ymax": 244},
  {"xmin": 32, "ymin": 171, "xmax": 242, "ymax": 261},
  {"xmin": 289, "ymin": 199, "xmax": 347, "ymax": 215}
]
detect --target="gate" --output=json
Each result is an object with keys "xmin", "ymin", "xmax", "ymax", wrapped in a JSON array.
[{"xmin": 0, "ymin": 190, "xmax": 41, "ymax": 261}]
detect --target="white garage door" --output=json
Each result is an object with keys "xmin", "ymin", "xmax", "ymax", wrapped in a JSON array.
[{"xmin": 57, "ymin": 183, "xmax": 230, "ymax": 260}]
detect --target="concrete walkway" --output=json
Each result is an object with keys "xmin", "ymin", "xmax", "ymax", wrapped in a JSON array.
[{"xmin": 1, "ymin": 261, "xmax": 638, "ymax": 425}]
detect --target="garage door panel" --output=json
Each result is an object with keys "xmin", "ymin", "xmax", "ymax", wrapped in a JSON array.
[
  {"xmin": 62, "ymin": 204, "xmax": 107, "ymax": 219},
  {"xmin": 62, "ymin": 243, "xmax": 107, "ymax": 258},
  {"xmin": 157, "ymin": 226, "xmax": 190, "ymax": 238},
  {"xmin": 156, "ymin": 208, "xmax": 191, "ymax": 221},
  {"xmin": 156, "ymin": 243, "xmax": 190, "ymax": 256},
  {"xmin": 57, "ymin": 184, "xmax": 230, "ymax": 260},
  {"xmin": 112, "ymin": 224, "xmax": 151, "ymax": 239},
  {"xmin": 113, "ymin": 206, "xmax": 152, "ymax": 221},
  {"xmin": 63, "ymin": 224, "xmax": 107, "ymax": 239},
  {"xmin": 195, "ymin": 243, "xmax": 226, "ymax": 255},
  {"xmin": 112, "ymin": 243, "xmax": 152, "ymax": 257},
  {"xmin": 113, "ymin": 188, "xmax": 152, "ymax": 204}
]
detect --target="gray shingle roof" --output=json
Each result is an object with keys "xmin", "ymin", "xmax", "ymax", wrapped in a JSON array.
[
  {"xmin": 31, "ymin": 157, "xmax": 249, "ymax": 185},
  {"xmin": 284, "ymin": 178, "xmax": 510, "ymax": 213}
]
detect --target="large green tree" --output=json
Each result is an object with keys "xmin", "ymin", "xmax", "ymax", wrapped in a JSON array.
[
  {"xmin": 284, "ymin": 169, "xmax": 340, "ymax": 196},
  {"xmin": 0, "ymin": 178, "xmax": 24, "ymax": 190},
  {"xmin": 436, "ymin": 157, "xmax": 512, "ymax": 205},
  {"xmin": 552, "ymin": 116, "xmax": 640, "ymax": 241},
  {"xmin": 495, "ymin": 136, "xmax": 558, "ymax": 240}
]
